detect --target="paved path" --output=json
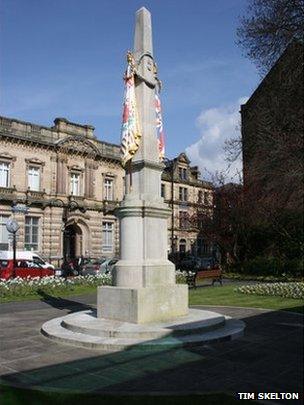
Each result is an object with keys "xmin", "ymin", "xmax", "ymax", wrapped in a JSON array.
[{"xmin": 0, "ymin": 293, "xmax": 303, "ymax": 403}]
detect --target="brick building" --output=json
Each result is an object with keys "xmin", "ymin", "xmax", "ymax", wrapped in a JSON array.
[{"xmin": 241, "ymin": 41, "xmax": 303, "ymax": 210}]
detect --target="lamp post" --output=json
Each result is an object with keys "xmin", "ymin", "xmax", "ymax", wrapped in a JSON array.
[
  {"xmin": 6, "ymin": 219, "xmax": 20, "ymax": 272},
  {"xmin": 9, "ymin": 203, "xmax": 29, "ymax": 270}
]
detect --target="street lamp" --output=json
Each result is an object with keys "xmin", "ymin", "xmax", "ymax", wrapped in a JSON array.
[{"xmin": 6, "ymin": 218, "xmax": 20, "ymax": 272}]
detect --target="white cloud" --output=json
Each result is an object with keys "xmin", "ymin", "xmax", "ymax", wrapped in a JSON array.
[{"xmin": 186, "ymin": 97, "xmax": 248, "ymax": 181}]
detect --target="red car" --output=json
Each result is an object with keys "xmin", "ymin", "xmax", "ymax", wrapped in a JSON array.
[{"xmin": 0, "ymin": 259, "xmax": 55, "ymax": 280}]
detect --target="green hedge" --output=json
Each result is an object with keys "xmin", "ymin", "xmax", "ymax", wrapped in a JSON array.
[{"xmin": 226, "ymin": 256, "xmax": 303, "ymax": 278}]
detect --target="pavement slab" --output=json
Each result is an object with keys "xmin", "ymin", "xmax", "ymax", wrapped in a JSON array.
[{"xmin": 0, "ymin": 294, "xmax": 302, "ymax": 404}]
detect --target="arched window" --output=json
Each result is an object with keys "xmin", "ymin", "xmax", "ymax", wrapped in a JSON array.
[{"xmin": 179, "ymin": 239, "xmax": 186, "ymax": 254}]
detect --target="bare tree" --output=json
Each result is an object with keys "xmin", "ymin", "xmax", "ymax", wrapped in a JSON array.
[
  {"xmin": 237, "ymin": 0, "xmax": 304, "ymax": 73},
  {"xmin": 189, "ymin": 173, "xmax": 247, "ymax": 265}
]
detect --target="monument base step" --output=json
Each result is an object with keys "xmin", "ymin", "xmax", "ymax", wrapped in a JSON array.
[
  {"xmin": 41, "ymin": 309, "xmax": 245, "ymax": 351},
  {"xmin": 97, "ymin": 284, "xmax": 188, "ymax": 323}
]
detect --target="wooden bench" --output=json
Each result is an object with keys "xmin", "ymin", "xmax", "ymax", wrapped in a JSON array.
[{"xmin": 187, "ymin": 268, "xmax": 223, "ymax": 288}]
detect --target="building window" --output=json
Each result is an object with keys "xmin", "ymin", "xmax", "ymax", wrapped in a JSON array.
[
  {"xmin": 0, "ymin": 215, "xmax": 10, "ymax": 250},
  {"xmin": 179, "ymin": 211, "xmax": 189, "ymax": 229},
  {"xmin": 102, "ymin": 222, "xmax": 113, "ymax": 252},
  {"xmin": 197, "ymin": 238, "xmax": 202, "ymax": 256},
  {"xmin": 161, "ymin": 184, "xmax": 166, "ymax": 198},
  {"xmin": 25, "ymin": 217, "xmax": 39, "ymax": 251},
  {"xmin": 179, "ymin": 187, "xmax": 188, "ymax": 201},
  {"xmin": 179, "ymin": 167, "xmax": 187, "ymax": 180},
  {"xmin": 104, "ymin": 178, "xmax": 114, "ymax": 201},
  {"xmin": 0, "ymin": 162, "xmax": 10, "ymax": 187},
  {"xmin": 204, "ymin": 191, "xmax": 209, "ymax": 205},
  {"xmin": 179, "ymin": 239, "xmax": 186, "ymax": 254},
  {"xmin": 198, "ymin": 190, "xmax": 203, "ymax": 203},
  {"xmin": 202, "ymin": 241, "xmax": 211, "ymax": 254},
  {"xmin": 70, "ymin": 172, "xmax": 80, "ymax": 196},
  {"xmin": 28, "ymin": 166, "xmax": 40, "ymax": 191}
]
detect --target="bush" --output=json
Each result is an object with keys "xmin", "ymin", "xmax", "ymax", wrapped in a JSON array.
[
  {"xmin": 244, "ymin": 256, "xmax": 284, "ymax": 276},
  {"xmin": 226, "ymin": 256, "xmax": 303, "ymax": 278},
  {"xmin": 283, "ymin": 258, "xmax": 303, "ymax": 277}
]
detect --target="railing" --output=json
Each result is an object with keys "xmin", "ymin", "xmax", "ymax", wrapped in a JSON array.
[
  {"xmin": 26, "ymin": 190, "xmax": 46, "ymax": 200},
  {"xmin": 0, "ymin": 186, "xmax": 17, "ymax": 195},
  {"xmin": 69, "ymin": 195, "xmax": 85, "ymax": 202}
]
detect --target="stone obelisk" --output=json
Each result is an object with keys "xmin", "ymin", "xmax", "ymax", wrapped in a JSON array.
[{"xmin": 97, "ymin": 7, "xmax": 188, "ymax": 323}]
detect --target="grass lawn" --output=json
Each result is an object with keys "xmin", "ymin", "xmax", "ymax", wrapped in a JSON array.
[
  {"xmin": 0, "ymin": 385, "xmax": 260, "ymax": 405},
  {"xmin": 0, "ymin": 284, "xmax": 99, "ymax": 303},
  {"xmin": 1, "ymin": 281, "xmax": 303, "ymax": 314},
  {"xmin": 189, "ymin": 283, "xmax": 304, "ymax": 313}
]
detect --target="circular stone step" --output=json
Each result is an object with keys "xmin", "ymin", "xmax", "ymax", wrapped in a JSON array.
[
  {"xmin": 61, "ymin": 309, "xmax": 226, "ymax": 339},
  {"xmin": 41, "ymin": 309, "xmax": 245, "ymax": 351}
]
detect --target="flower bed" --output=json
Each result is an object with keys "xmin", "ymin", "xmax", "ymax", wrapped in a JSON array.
[
  {"xmin": 0, "ymin": 271, "xmax": 191, "ymax": 300},
  {"xmin": 236, "ymin": 282, "xmax": 304, "ymax": 299},
  {"xmin": 0, "ymin": 274, "xmax": 112, "ymax": 300},
  {"xmin": 175, "ymin": 270, "xmax": 194, "ymax": 284}
]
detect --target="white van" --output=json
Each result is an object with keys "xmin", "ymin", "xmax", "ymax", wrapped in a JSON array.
[{"xmin": 0, "ymin": 251, "xmax": 55, "ymax": 269}]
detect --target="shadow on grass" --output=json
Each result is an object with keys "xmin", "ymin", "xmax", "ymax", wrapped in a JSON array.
[
  {"xmin": 37, "ymin": 290, "xmax": 93, "ymax": 313},
  {"xmin": 281, "ymin": 305, "xmax": 304, "ymax": 314}
]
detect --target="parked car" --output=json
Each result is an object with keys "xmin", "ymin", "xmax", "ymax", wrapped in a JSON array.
[
  {"xmin": 0, "ymin": 251, "xmax": 54, "ymax": 269},
  {"xmin": 99, "ymin": 257, "xmax": 119, "ymax": 275},
  {"xmin": 199, "ymin": 257, "xmax": 218, "ymax": 270},
  {"xmin": 0, "ymin": 259, "xmax": 55, "ymax": 280},
  {"xmin": 177, "ymin": 256, "xmax": 199, "ymax": 272},
  {"xmin": 178, "ymin": 256, "xmax": 219, "ymax": 273},
  {"xmin": 58, "ymin": 257, "xmax": 108, "ymax": 277},
  {"xmin": 60, "ymin": 259, "xmax": 79, "ymax": 278},
  {"xmin": 79, "ymin": 258, "xmax": 107, "ymax": 276}
]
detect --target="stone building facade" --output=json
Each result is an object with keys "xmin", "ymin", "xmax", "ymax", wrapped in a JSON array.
[
  {"xmin": 161, "ymin": 153, "xmax": 213, "ymax": 258},
  {"xmin": 0, "ymin": 116, "xmax": 124, "ymax": 264},
  {"xmin": 0, "ymin": 115, "xmax": 213, "ymax": 263}
]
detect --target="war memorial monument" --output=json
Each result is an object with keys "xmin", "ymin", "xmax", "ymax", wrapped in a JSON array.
[{"xmin": 42, "ymin": 7, "xmax": 245, "ymax": 349}]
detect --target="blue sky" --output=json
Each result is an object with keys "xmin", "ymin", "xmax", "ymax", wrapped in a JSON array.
[{"xmin": 0, "ymin": 0, "xmax": 260, "ymax": 179}]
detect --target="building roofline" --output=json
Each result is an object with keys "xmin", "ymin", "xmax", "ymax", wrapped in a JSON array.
[
  {"xmin": 0, "ymin": 114, "xmax": 120, "ymax": 149},
  {"xmin": 0, "ymin": 115, "xmax": 52, "ymax": 131}
]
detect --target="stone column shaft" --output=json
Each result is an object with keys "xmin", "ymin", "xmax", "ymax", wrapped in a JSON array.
[{"xmin": 97, "ymin": 7, "xmax": 188, "ymax": 323}]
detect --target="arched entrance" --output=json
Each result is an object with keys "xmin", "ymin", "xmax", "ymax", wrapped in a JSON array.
[
  {"xmin": 179, "ymin": 239, "xmax": 187, "ymax": 258},
  {"xmin": 179, "ymin": 239, "xmax": 187, "ymax": 253},
  {"xmin": 63, "ymin": 223, "xmax": 83, "ymax": 259}
]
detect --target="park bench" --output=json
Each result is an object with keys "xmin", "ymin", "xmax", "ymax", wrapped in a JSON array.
[{"xmin": 186, "ymin": 268, "xmax": 223, "ymax": 288}]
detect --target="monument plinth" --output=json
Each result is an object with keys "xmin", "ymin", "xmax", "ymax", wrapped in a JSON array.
[
  {"xmin": 41, "ymin": 7, "xmax": 245, "ymax": 348},
  {"xmin": 97, "ymin": 7, "xmax": 188, "ymax": 323}
]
